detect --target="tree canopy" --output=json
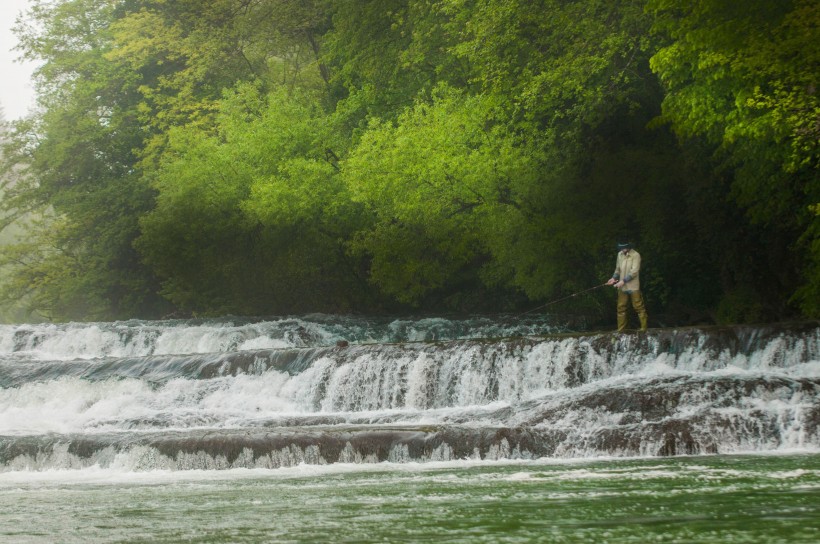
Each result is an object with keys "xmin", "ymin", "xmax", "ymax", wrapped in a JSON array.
[{"xmin": 1, "ymin": 0, "xmax": 817, "ymax": 324}]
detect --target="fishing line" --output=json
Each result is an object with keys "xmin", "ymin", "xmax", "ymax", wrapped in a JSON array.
[{"xmin": 518, "ymin": 283, "xmax": 609, "ymax": 316}]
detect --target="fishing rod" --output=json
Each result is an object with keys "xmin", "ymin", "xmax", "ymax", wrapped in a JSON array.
[{"xmin": 518, "ymin": 283, "xmax": 609, "ymax": 316}]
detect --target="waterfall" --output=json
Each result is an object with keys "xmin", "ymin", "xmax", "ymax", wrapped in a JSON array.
[{"xmin": 1, "ymin": 317, "xmax": 818, "ymax": 471}]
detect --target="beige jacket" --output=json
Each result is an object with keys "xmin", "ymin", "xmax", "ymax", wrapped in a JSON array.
[{"xmin": 613, "ymin": 249, "xmax": 641, "ymax": 292}]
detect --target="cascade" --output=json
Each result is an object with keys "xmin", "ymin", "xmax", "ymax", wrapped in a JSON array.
[{"xmin": 0, "ymin": 317, "xmax": 818, "ymax": 471}]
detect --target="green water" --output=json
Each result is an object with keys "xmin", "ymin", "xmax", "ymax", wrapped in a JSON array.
[{"xmin": 1, "ymin": 454, "xmax": 818, "ymax": 543}]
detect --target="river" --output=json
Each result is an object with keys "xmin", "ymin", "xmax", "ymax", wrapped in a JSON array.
[{"xmin": 1, "ymin": 316, "xmax": 818, "ymax": 542}]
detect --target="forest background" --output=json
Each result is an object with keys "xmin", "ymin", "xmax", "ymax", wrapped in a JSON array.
[{"xmin": 0, "ymin": 0, "xmax": 817, "ymax": 327}]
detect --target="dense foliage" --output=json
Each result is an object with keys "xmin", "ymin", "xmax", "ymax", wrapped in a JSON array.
[{"xmin": 1, "ymin": 0, "xmax": 817, "ymax": 324}]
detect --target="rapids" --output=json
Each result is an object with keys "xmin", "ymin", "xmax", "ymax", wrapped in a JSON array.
[{"xmin": 0, "ymin": 316, "xmax": 818, "ymax": 472}]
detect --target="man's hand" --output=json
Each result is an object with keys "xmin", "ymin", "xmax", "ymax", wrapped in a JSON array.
[
  {"xmin": 606, "ymin": 278, "xmax": 617, "ymax": 286},
  {"xmin": 614, "ymin": 280, "xmax": 625, "ymax": 288}
]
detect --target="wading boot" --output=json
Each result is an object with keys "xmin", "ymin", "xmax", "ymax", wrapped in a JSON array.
[
  {"xmin": 639, "ymin": 313, "xmax": 648, "ymax": 332},
  {"xmin": 632, "ymin": 291, "xmax": 648, "ymax": 332},
  {"xmin": 616, "ymin": 291, "xmax": 629, "ymax": 332}
]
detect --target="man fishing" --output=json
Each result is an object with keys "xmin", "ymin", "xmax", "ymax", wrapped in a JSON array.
[{"xmin": 606, "ymin": 242, "xmax": 648, "ymax": 332}]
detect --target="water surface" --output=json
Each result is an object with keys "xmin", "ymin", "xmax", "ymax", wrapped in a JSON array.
[
  {"xmin": 1, "ymin": 317, "xmax": 818, "ymax": 542},
  {"xmin": 1, "ymin": 454, "xmax": 817, "ymax": 543}
]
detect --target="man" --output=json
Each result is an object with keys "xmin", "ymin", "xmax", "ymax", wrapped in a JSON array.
[{"xmin": 605, "ymin": 242, "xmax": 648, "ymax": 332}]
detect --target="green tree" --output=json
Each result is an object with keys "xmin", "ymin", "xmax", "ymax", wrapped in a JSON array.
[
  {"xmin": 343, "ymin": 87, "xmax": 541, "ymax": 308},
  {"xmin": 648, "ymin": 0, "xmax": 820, "ymax": 316},
  {"xmin": 322, "ymin": 0, "xmax": 469, "ymax": 147},
  {"xmin": 3, "ymin": 0, "xmax": 815, "ymax": 324},
  {"xmin": 106, "ymin": 0, "xmax": 332, "ymax": 164},
  {"xmin": 0, "ymin": 0, "xmax": 166, "ymax": 320},
  {"xmin": 137, "ymin": 84, "xmax": 368, "ymax": 315},
  {"xmin": 367, "ymin": 0, "xmax": 687, "ymax": 314},
  {"xmin": 1, "ymin": 0, "xmax": 335, "ymax": 320}
]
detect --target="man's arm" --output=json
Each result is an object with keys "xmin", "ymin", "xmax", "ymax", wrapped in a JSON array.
[{"xmin": 624, "ymin": 253, "xmax": 640, "ymax": 283}]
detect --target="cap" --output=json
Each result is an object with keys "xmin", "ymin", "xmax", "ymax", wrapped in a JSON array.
[{"xmin": 617, "ymin": 242, "xmax": 632, "ymax": 250}]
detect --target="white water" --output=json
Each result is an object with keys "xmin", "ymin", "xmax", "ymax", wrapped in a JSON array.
[
  {"xmin": 0, "ymin": 317, "xmax": 818, "ymax": 471},
  {"xmin": 0, "ymin": 315, "xmax": 561, "ymax": 360},
  {"xmin": 2, "ymin": 452, "xmax": 816, "ymax": 487}
]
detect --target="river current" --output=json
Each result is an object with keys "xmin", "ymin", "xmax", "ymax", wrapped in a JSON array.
[{"xmin": 1, "ymin": 315, "xmax": 818, "ymax": 542}]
